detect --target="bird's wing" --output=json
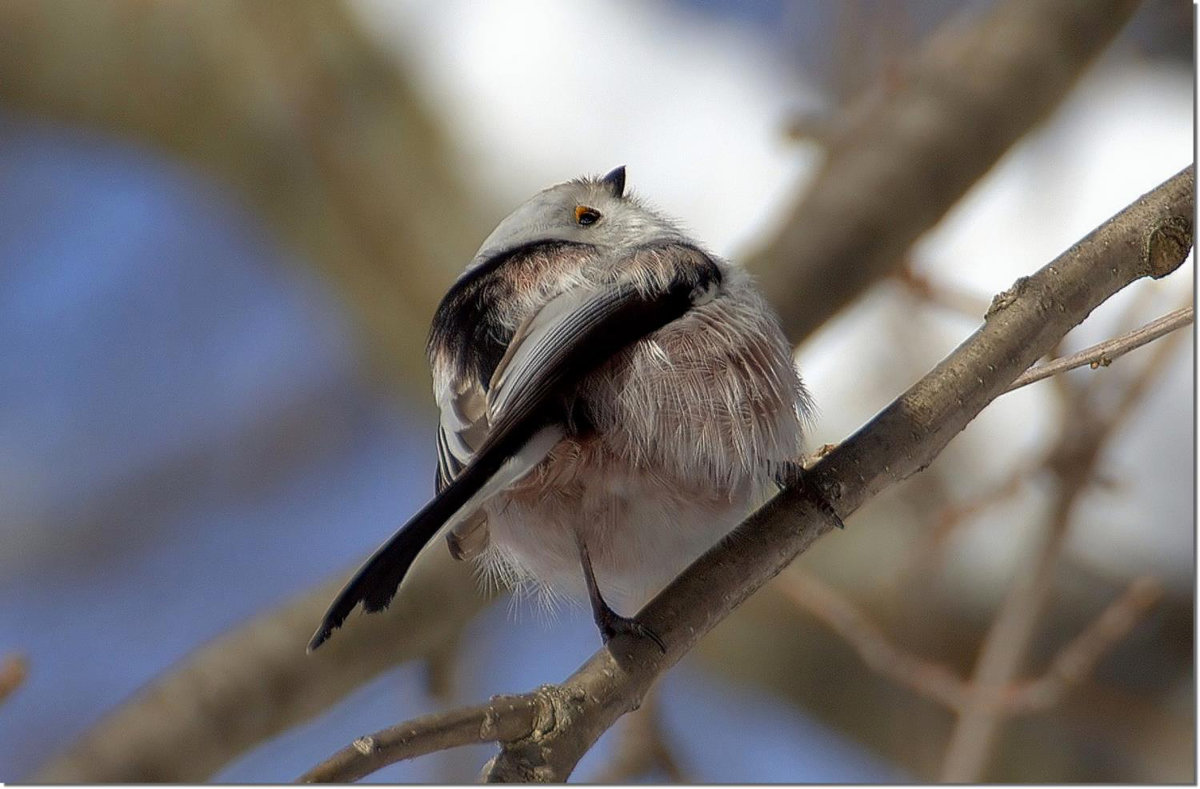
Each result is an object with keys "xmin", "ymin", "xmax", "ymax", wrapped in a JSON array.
[{"xmin": 308, "ymin": 245, "xmax": 722, "ymax": 650}]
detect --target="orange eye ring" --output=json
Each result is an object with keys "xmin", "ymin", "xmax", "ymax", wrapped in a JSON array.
[{"xmin": 574, "ymin": 205, "xmax": 601, "ymax": 226}]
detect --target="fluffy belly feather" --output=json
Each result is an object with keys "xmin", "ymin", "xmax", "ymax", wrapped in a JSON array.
[{"xmin": 483, "ymin": 439, "xmax": 768, "ymax": 610}]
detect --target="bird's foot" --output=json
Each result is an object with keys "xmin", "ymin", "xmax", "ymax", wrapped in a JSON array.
[
  {"xmin": 596, "ymin": 607, "xmax": 666, "ymax": 653},
  {"xmin": 777, "ymin": 460, "xmax": 845, "ymax": 530}
]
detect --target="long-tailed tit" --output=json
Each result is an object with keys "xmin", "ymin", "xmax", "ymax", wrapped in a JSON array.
[{"xmin": 308, "ymin": 166, "xmax": 812, "ymax": 652}]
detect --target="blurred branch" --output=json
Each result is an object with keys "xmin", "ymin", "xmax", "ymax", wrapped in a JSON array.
[
  {"xmin": 2, "ymin": 1, "xmax": 499, "ymax": 782},
  {"xmin": 0, "ymin": 653, "xmax": 29, "ymax": 706},
  {"xmin": 0, "ymin": 0, "xmax": 485, "ymax": 399},
  {"xmin": 940, "ymin": 283, "xmax": 1192, "ymax": 781},
  {"xmin": 902, "ymin": 279, "xmax": 1188, "ymax": 587},
  {"xmin": 775, "ymin": 571, "xmax": 968, "ymax": 710},
  {"xmin": 299, "ymin": 693, "xmax": 542, "ymax": 783},
  {"xmin": 34, "ymin": 549, "xmax": 493, "ymax": 783},
  {"xmin": 301, "ymin": 168, "xmax": 1192, "ymax": 782},
  {"xmin": 895, "ymin": 262, "xmax": 994, "ymax": 322},
  {"xmin": 1007, "ymin": 576, "xmax": 1163, "ymax": 712},
  {"xmin": 1005, "ymin": 305, "xmax": 1194, "ymax": 392},
  {"xmin": 775, "ymin": 571, "xmax": 1162, "ymax": 716},
  {"xmin": 749, "ymin": 0, "xmax": 1143, "ymax": 343},
  {"xmin": 897, "ymin": 465, "xmax": 1029, "ymax": 584}
]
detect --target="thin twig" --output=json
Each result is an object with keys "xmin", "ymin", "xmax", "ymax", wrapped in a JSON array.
[
  {"xmin": 299, "ymin": 694, "xmax": 544, "ymax": 783},
  {"xmin": 897, "ymin": 466, "xmax": 1030, "ymax": 584},
  {"xmin": 35, "ymin": 549, "xmax": 492, "ymax": 783},
  {"xmin": 1006, "ymin": 306, "xmax": 1193, "ymax": 393},
  {"xmin": 774, "ymin": 571, "xmax": 970, "ymax": 710},
  {"xmin": 1006, "ymin": 576, "xmax": 1164, "ymax": 713},
  {"xmin": 895, "ymin": 263, "xmax": 993, "ymax": 321}
]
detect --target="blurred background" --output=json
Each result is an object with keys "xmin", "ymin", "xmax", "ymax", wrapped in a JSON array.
[{"xmin": 0, "ymin": 0, "xmax": 1192, "ymax": 783}]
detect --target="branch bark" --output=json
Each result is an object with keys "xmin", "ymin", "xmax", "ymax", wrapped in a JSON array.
[
  {"xmin": 299, "ymin": 694, "xmax": 544, "ymax": 783},
  {"xmin": 749, "ymin": 0, "xmax": 1144, "ymax": 343},
  {"xmin": 307, "ymin": 167, "xmax": 1191, "ymax": 782}
]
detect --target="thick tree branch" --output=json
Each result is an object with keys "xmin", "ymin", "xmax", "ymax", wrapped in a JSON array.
[
  {"xmin": 305, "ymin": 168, "xmax": 1191, "ymax": 782},
  {"xmin": 750, "ymin": 0, "xmax": 1143, "ymax": 343}
]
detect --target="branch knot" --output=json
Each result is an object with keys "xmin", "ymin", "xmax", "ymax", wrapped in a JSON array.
[{"xmin": 1145, "ymin": 215, "xmax": 1193, "ymax": 279}]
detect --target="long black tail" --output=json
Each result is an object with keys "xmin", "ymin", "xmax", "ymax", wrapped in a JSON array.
[{"xmin": 307, "ymin": 426, "xmax": 531, "ymax": 652}]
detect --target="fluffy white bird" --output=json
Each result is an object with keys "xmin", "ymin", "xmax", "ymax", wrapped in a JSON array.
[{"xmin": 309, "ymin": 167, "xmax": 811, "ymax": 652}]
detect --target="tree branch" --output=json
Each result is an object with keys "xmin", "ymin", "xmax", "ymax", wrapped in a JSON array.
[
  {"xmin": 1005, "ymin": 305, "xmax": 1194, "ymax": 392},
  {"xmin": 304, "ymin": 167, "xmax": 1191, "ymax": 782},
  {"xmin": 299, "ymin": 694, "xmax": 544, "ymax": 783},
  {"xmin": 750, "ymin": 0, "xmax": 1144, "ymax": 343},
  {"xmin": 774, "ymin": 571, "xmax": 969, "ymax": 710}
]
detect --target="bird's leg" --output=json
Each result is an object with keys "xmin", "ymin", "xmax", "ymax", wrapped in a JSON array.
[
  {"xmin": 574, "ymin": 532, "xmax": 666, "ymax": 653},
  {"xmin": 777, "ymin": 460, "xmax": 845, "ymax": 530}
]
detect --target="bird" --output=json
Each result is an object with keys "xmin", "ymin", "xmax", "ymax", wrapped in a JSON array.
[{"xmin": 308, "ymin": 166, "xmax": 812, "ymax": 653}]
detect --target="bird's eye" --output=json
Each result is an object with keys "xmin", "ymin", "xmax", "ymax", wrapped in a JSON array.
[{"xmin": 574, "ymin": 205, "xmax": 601, "ymax": 226}]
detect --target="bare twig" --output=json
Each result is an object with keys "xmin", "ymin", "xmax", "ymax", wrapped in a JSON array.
[
  {"xmin": 302, "ymin": 168, "xmax": 1200, "ymax": 784},
  {"xmin": 750, "ymin": 0, "xmax": 1143, "ymax": 344},
  {"xmin": 897, "ymin": 465, "xmax": 1030, "ymax": 584},
  {"xmin": 895, "ymin": 263, "xmax": 994, "ymax": 321},
  {"xmin": 0, "ymin": 653, "xmax": 29, "ymax": 705},
  {"xmin": 299, "ymin": 694, "xmax": 544, "ymax": 783},
  {"xmin": 1006, "ymin": 306, "xmax": 1194, "ymax": 392}
]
